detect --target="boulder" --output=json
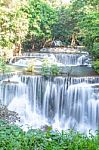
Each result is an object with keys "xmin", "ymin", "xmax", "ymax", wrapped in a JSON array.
[{"xmin": 0, "ymin": 104, "xmax": 20, "ymax": 123}]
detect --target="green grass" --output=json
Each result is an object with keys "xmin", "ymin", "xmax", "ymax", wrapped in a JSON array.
[{"xmin": 0, "ymin": 120, "xmax": 99, "ymax": 150}]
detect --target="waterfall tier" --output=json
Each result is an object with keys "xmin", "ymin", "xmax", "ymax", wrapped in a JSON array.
[
  {"xmin": 0, "ymin": 75, "xmax": 99, "ymax": 133},
  {"xmin": 9, "ymin": 53, "xmax": 91, "ymax": 67}
]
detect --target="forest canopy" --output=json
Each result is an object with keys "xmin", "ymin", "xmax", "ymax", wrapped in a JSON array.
[{"xmin": 0, "ymin": 0, "xmax": 99, "ymax": 58}]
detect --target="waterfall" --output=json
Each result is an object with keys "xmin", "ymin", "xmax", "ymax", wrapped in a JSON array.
[
  {"xmin": 9, "ymin": 53, "xmax": 90, "ymax": 67},
  {"xmin": 0, "ymin": 75, "xmax": 99, "ymax": 133},
  {"xmin": 55, "ymin": 54, "xmax": 79, "ymax": 65}
]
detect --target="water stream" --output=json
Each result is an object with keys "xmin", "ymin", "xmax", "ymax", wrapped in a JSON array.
[
  {"xmin": 0, "ymin": 48, "xmax": 99, "ymax": 133},
  {"xmin": 9, "ymin": 52, "xmax": 91, "ymax": 67},
  {"xmin": 0, "ymin": 75, "xmax": 99, "ymax": 133}
]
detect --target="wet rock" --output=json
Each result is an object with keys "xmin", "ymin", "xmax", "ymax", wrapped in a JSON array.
[
  {"xmin": 40, "ymin": 47, "xmax": 81, "ymax": 53},
  {"xmin": 41, "ymin": 125, "xmax": 52, "ymax": 131},
  {"xmin": 0, "ymin": 104, "xmax": 20, "ymax": 123},
  {"xmin": 51, "ymin": 40, "xmax": 63, "ymax": 47},
  {"xmin": 3, "ymin": 80, "xmax": 19, "ymax": 84}
]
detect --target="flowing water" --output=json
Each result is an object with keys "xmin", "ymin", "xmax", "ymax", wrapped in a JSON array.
[
  {"xmin": 9, "ymin": 52, "xmax": 93, "ymax": 76},
  {"xmin": 9, "ymin": 52, "xmax": 91, "ymax": 67},
  {"xmin": 0, "ymin": 48, "xmax": 99, "ymax": 133},
  {"xmin": 0, "ymin": 75, "xmax": 99, "ymax": 133}
]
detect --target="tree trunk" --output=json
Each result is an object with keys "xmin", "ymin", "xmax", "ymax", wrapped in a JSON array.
[{"xmin": 71, "ymin": 33, "xmax": 76, "ymax": 48}]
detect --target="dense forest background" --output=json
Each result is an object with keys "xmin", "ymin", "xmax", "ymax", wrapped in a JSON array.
[{"xmin": 0, "ymin": 0, "xmax": 99, "ymax": 58}]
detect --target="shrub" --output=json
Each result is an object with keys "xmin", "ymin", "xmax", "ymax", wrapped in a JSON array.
[
  {"xmin": 41, "ymin": 58, "xmax": 60, "ymax": 76},
  {"xmin": 92, "ymin": 59, "xmax": 99, "ymax": 74},
  {"xmin": 50, "ymin": 64, "xmax": 60, "ymax": 76},
  {"xmin": 26, "ymin": 64, "xmax": 35, "ymax": 72},
  {"xmin": 0, "ymin": 56, "xmax": 7, "ymax": 73},
  {"xmin": 25, "ymin": 59, "xmax": 35, "ymax": 73},
  {"xmin": 91, "ymin": 42, "xmax": 99, "ymax": 59},
  {"xmin": 0, "ymin": 120, "xmax": 99, "ymax": 150}
]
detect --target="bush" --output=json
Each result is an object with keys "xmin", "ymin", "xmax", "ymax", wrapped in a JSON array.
[
  {"xmin": 41, "ymin": 58, "xmax": 60, "ymax": 76},
  {"xmin": 91, "ymin": 42, "xmax": 99, "ymax": 59},
  {"xmin": 25, "ymin": 59, "xmax": 35, "ymax": 73},
  {"xmin": 0, "ymin": 120, "xmax": 99, "ymax": 150},
  {"xmin": 0, "ymin": 56, "xmax": 7, "ymax": 73},
  {"xmin": 26, "ymin": 64, "xmax": 35, "ymax": 73},
  {"xmin": 92, "ymin": 59, "xmax": 99, "ymax": 74},
  {"xmin": 50, "ymin": 64, "xmax": 60, "ymax": 76}
]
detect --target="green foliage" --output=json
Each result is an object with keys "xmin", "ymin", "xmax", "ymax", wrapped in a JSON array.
[
  {"xmin": 41, "ymin": 58, "xmax": 60, "ymax": 76},
  {"xmin": 71, "ymin": 0, "xmax": 99, "ymax": 54},
  {"xmin": 22, "ymin": 0, "xmax": 99, "ymax": 53},
  {"xmin": 52, "ymin": 6, "xmax": 78, "ymax": 45},
  {"xmin": 41, "ymin": 64, "xmax": 50, "ymax": 76},
  {"xmin": 0, "ymin": 120, "xmax": 99, "ymax": 150},
  {"xmin": 0, "ymin": 56, "xmax": 7, "ymax": 73},
  {"xmin": 0, "ymin": 0, "xmax": 29, "ymax": 50},
  {"xmin": 91, "ymin": 42, "xmax": 99, "ymax": 59},
  {"xmin": 92, "ymin": 60, "xmax": 99, "ymax": 74},
  {"xmin": 0, "ymin": 0, "xmax": 98, "ymax": 60},
  {"xmin": 50, "ymin": 64, "xmax": 60, "ymax": 76},
  {"xmin": 22, "ymin": 0, "xmax": 57, "ymax": 50},
  {"xmin": 78, "ymin": 12, "xmax": 99, "ymax": 51},
  {"xmin": 25, "ymin": 65, "xmax": 34, "ymax": 73},
  {"xmin": 41, "ymin": 58, "xmax": 51, "ymax": 76},
  {"xmin": 25, "ymin": 60, "xmax": 35, "ymax": 73}
]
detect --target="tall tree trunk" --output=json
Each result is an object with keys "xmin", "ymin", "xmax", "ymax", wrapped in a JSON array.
[{"xmin": 71, "ymin": 33, "xmax": 76, "ymax": 48}]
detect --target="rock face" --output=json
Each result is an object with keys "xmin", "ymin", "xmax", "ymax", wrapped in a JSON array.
[
  {"xmin": 40, "ymin": 47, "xmax": 81, "ymax": 53},
  {"xmin": 0, "ymin": 104, "xmax": 20, "ymax": 123}
]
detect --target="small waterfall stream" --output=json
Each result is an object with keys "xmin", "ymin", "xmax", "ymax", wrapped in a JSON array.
[
  {"xmin": 9, "ymin": 52, "xmax": 91, "ymax": 67},
  {"xmin": 0, "ymin": 75, "xmax": 99, "ymax": 133}
]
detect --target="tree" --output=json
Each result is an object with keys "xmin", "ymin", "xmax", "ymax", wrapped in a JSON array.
[
  {"xmin": 22, "ymin": 0, "xmax": 57, "ymax": 51},
  {"xmin": 51, "ymin": 5, "xmax": 79, "ymax": 46},
  {"xmin": 71, "ymin": 0, "xmax": 99, "ymax": 55},
  {"xmin": 0, "ymin": 0, "xmax": 29, "ymax": 55}
]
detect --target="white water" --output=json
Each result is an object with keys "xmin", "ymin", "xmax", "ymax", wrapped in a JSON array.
[
  {"xmin": 55, "ymin": 54, "xmax": 90, "ymax": 66},
  {"xmin": 8, "ymin": 95, "xmax": 47, "ymax": 131},
  {"xmin": 0, "ymin": 75, "xmax": 99, "ymax": 133},
  {"xmin": 9, "ymin": 53, "xmax": 91, "ymax": 67},
  {"xmin": 9, "ymin": 54, "xmax": 64, "ymax": 67}
]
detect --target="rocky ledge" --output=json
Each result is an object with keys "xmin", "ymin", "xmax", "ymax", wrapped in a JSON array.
[
  {"xmin": 40, "ymin": 47, "xmax": 85, "ymax": 53},
  {"xmin": 0, "ymin": 104, "xmax": 20, "ymax": 123}
]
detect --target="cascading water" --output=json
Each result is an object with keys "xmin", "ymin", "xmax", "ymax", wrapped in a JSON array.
[
  {"xmin": 0, "ymin": 47, "xmax": 98, "ymax": 133},
  {"xmin": 9, "ymin": 52, "xmax": 90, "ymax": 67},
  {"xmin": 55, "ymin": 53, "xmax": 90, "ymax": 66},
  {"xmin": 1, "ymin": 75, "xmax": 99, "ymax": 133}
]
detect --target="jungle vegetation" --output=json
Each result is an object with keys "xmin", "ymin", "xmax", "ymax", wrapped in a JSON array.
[{"xmin": 0, "ymin": 0, "xmax": 98, "ymax": 54}]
